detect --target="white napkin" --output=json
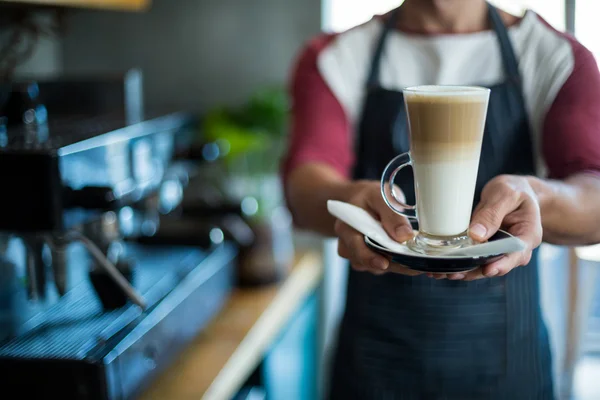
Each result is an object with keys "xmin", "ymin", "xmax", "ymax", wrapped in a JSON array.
[
  {"xmin": 326, "ymin": 200, "xmax": 526, "ymax": 258},
  {"xmin": 327, "ymin": 200, "xmax": 412, "ymax": 253}
]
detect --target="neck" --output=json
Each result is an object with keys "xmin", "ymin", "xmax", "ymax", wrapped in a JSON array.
[{"xmin": 398, "ymin": 0, "xmax": 490, "ymax": 34}]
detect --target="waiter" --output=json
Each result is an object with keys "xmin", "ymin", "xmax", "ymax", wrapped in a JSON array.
[{"xmin": 283, "ymin": 0, "xmax": 600, "ymax": 398}]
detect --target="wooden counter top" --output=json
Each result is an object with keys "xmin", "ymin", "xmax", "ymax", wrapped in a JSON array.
[{"xmin": 140, "ymin": 250, "xmax": 323, "ymax": 400}]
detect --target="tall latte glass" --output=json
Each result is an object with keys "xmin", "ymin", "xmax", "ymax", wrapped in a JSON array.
[{"xmin": 381, "ymin": 85, "xmax": 490, "ymax": 254}]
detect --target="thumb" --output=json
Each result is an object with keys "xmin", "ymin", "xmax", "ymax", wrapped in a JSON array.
[
  {"xmin": 469, "ymin": 197, "xmax": 517, "ymax": 241},
  {"xmin": 373, "ymin": 184, "xmax": 414, "ymax": 242},
  {"xmin": 378, "ymin": 201, "xmax": 414, "ymax": 242}
]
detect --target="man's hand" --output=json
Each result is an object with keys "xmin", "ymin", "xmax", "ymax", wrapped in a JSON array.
[
  {"xmin": 334, "ymin": 181, "xmax": 418, "ymax": 275},
  {"xmin": 445, "ymin": 175, "xmax": 543, "ymax": 281}
]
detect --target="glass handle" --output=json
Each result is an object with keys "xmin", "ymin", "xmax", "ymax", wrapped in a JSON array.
[{"xmin": 380, "ymin": 152, "xmax": 417, "ymax": 220}]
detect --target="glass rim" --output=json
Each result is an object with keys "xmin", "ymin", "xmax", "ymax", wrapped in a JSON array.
[{"xmin": 403, "ymin": 85, "xmax": 490, "ymax": 96}]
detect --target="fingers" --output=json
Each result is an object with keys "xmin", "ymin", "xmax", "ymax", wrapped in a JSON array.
[
  {"xmin": 461, "ymin": 268, "xmax": 486, "ymax": 281},
  {"xmin": 503, "ymin": 212, "xmax": 543, "ymax": 256},
  {"xmin": 426, "ymin": 273, "xmax": 448, "ymax": 280},
  {"xmin": 335, "ymin": 220, "xmax": 389, "ymax": 274},
  {"xmin": 388, "ymin": 264, "xmax": 424, "ymax": 276},
  {"xmin": 460, "ymin": 251, "xmax": 532, "ymax": 281},
  {"xmin": 335, "ymin": 220, "xmax": 424, "ymax": 277},
  {"xmin": 469, "ymin": 176, "xmax": 542, "ymax": 248},
  {"xmin": 480, "ymin": 250, "xmax": 531, "ymax": 277},
  {"xmin": 463, "ymin": 176, "xmax": 542, "ymax": 281},
  {"xmin": 368, "ymin": 185, "xmax": 414, "ymax": 242}
]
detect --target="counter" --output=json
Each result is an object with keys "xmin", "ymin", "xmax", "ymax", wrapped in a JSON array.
[{"xmin": 140, "ymin": 251, "xmax": 324, "ymax": 400}]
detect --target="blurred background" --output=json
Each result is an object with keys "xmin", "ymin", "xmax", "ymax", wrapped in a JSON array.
[{"xmin": 0, "ymin": 0, "xmax": 599, "ymax": 399}]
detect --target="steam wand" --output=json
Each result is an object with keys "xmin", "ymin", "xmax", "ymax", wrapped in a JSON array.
[{"xmin": 46, "ymin": 231, "xmax": 147, "ymax": 310}]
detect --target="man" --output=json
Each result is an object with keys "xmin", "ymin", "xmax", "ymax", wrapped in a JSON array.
[{"xmin": 282, "ymin": 0, "xmax": 600, "ymax": 398}]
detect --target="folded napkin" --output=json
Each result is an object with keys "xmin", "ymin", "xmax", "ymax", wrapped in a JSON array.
[
  {"xmin": 327, "ymin": 200, "xmax": 411, "ymax": 253},
  {"xmin": 326, "ymin": 200, "xmax": 526, "ymax": 258}
]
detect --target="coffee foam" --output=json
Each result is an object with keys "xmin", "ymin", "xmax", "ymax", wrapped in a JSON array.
[{"xmin": 403, "ymin": 85, "xmax": 490, "ymax": 98}]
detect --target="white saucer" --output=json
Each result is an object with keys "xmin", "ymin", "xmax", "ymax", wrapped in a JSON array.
[{"xmin": 327, "ymin": 200, "xmax": 525, "ymax": 273}]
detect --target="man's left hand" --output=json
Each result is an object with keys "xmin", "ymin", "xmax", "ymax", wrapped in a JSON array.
[{"xmin": 441, "ymin": 174, "xmax": 543, "ymax": 281}]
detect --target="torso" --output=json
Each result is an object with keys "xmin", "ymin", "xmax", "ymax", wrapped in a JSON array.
[{"xmin": 328, "ymin": 6, "xmax": 555, "ymax": 399}]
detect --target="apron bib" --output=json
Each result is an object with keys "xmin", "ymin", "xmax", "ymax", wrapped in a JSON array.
[{"xmin": 329, "ymin": 5, "xmax": 554, "ymax": 399}]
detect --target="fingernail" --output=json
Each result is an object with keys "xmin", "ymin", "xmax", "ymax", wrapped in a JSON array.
[
  {"xmin": 372, "ymin": 258, "xmax": 388, "ymax": 270},
  {"xmin": 470, "ymin": 224, "xmax": 487, "ymax": 239},
  {"xmin": 485, "ymin": 269, "xmax": 499, "ymax": 277},
  {"xmin": 450, "ymin": 273, "xmax": 465, "ymax": 280},
  {"xmin": 396, "ymin": 225, "xmax": 413, "ymax": 238}
]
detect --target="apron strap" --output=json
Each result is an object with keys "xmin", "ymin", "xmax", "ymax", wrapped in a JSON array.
[
  {"xmin": 366, "ymin": 4, "xmax": 524, "ymax": 90},
  {"xmin": 366, "ymin": 8, "xmax": 400, "ymax": 88},
  {"xmin": 488, "ymin": 4, "xmax": 522, "ymax": 86}
]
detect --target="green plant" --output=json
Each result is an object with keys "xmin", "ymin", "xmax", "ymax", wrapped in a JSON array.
[
  {"xmin": 202, "ymin": 85, "xmax": 289, "ymax": 175},
  {"xmin": 200, "ymin": 86, "xmax": 290, "ymax": 220}
]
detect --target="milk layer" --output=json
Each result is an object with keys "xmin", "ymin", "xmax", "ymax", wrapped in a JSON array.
[{"xmin": 413, "ymin": 157, "xmax": 480, "ymax": 237}]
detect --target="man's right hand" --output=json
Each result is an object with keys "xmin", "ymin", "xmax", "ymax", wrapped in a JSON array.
[{"xmin": 334, "ymin": 181, "xmax": 420, "ymax": 276}]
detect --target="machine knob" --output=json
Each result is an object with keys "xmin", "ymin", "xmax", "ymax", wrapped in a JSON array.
[
  {"xmin": 64, "ymin": 186, "xmax": 118, "ymax": 210},
  {"xmin": 64, "ymin": 186, "xmax": 138, "ymax": 210}
]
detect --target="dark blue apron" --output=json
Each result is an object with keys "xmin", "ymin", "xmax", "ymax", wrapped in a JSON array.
[{"xmin": 329, "ymin": 5, "xmax": 554, "ymax": 400}]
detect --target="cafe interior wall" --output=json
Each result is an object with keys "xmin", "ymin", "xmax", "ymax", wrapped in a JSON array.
[
  {"xmin": 2, "ymin": 12, "xmax": 62, "ymax": 78},
  {"xmin": 59, "ymin": 0, "xmax": 322, "ymax": 112}
]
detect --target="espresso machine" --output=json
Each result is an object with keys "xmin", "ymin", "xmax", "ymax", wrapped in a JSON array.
[{"xmin": 0, "ymin": 74, "xmax": 242, "ymax": 399}]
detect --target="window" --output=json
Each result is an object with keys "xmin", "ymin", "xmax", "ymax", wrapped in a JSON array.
[
  {"xmin": 575, "ymin": 0, "xmax": 600, "ymax": 58},
  {"xmin": 490, "ymin": 0, "xmax": 565, "ymax": 31}
]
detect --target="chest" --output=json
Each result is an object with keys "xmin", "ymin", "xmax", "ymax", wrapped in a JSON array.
[{"xmin": 377, "ymin": 35, "xmax": 508, "ymax": 88}]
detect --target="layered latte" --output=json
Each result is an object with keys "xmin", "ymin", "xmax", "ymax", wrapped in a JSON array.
[{"xmin": 404, "ymin": 86, "xmax": 489, "ymax": 238}]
